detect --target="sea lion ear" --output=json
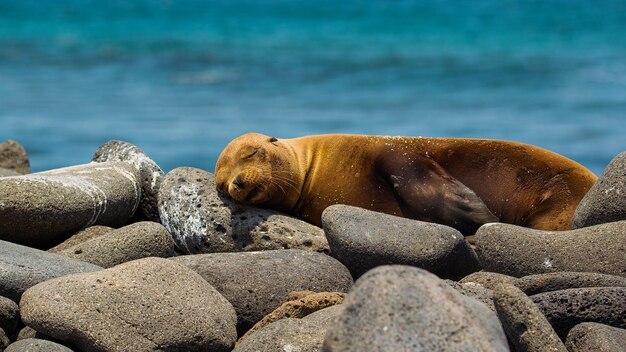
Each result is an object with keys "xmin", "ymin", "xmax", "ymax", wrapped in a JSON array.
[
  {"xmin": 269, "ymin": 137, "xmax": 278, "ymax": 143},
  {"xmin": 376, "ymin": 154, "xmax": 499, "ymax": 235}
]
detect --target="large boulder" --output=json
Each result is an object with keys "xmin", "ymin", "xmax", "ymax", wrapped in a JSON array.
[
  {"xmin": 572, "ymin": 151, "xmax": 626, "ymax": 228},
  {"xmin": 322, "ymin": 205, "xmax": 480, "ymax": 279},
  {"xmin": 0, "ymin": 162, "xmax": 140, "ymax": 248},
  {"xmin": 20, "ymin": 257, "xmax": 237, "ymax": 352},
  {"xmin": 0, "ymin": 240, "xmax": 102, "ymax": 302},
  {"xmin": 475, "ymin": 222, "xmax": 626, "ymax": 277},
  {"xmin": 171, "ymin": 249, "xmax": 353, "ymax": 334},
  {"xmin": 322, "ymin": 265, "xmax": 509, "ymax": 351}
]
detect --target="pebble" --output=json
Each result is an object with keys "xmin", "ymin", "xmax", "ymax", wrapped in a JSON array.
[
  {"xmin": 234, "ymin": 305, "xmax": 343, "ymax": 352},
  {"xmin": 171, "ymin": 249, "xmax": 353, "ymax": 334},
  {"xmin": 492, "ymin": 283, "xmax": 566, "ymax": 352},
  {"xmin": 48, "ymin": 226, "xmax": 113, "ymax": 253},
  {"xmin": 158, "ymin": 167, "xmax": 328, "ymax": 254},
  {"xmin": 459, "ymin": 271, "xmax": 518, "ymax": 290},
  {"xmin": 55, "ymin": 222, "xmax": 175, "ymax": 268},
  {"xmin": 322, "ymin": 205, "xmax": 481, "ymax": 279},
  {"xmin": 93, "ymin": 140, "xmax": 164, "ymax": 221},
  {"xmin": 565, "ymin": 322, "xmax": 626, "ymax": 352},
  {"xmin": 20, "ymin": 257, "xmax": 237, "ymax": 352},
  {"xmin": 445, "ymin": 280, "xmax": 496, "ymax": 311},
  {"xmin": 4, "ymin": 338, "xmax": 74, "ymax": 352},
  {"xmin": 322, "ymin": 265, "xmax": 509, "ymax": 352},
  {"xmin": 531, "ymin": 287, "xmax": 626, "ymax": 339},
  {"xmin": 238, "ymin": 291, "xmax": 346, "ymax": 344},
  {"xmin": 475, "ymin": 222, "xmax": 626, "ymax": 277},
  {"xmin": 0, "ymin": 296, "xmax": 20, "ymax": 338},
  {"xmin": 0, "ymin": 162, "xmax": 141, "ymax": 248},
  {"xmin": 0, "ymin": 140, "xmax": 30, "ymax": 174},
  {"xmin": 0, "ymin": 240, "xmax": 102, "ymax": 302},
  {"xmin": 572, "ymin": 151, "xmax": 626, "ymax": 228}
]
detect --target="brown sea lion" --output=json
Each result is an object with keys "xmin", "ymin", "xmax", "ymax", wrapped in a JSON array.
[{"xmin": 214, "ymin": 133, "xmax": 597, "ymax": 234}]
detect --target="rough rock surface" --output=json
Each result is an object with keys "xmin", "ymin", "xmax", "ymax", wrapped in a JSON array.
[
  {"xmin": 1, "ymin": 328, "xmax": 9, "ymax": 351},
  {"xmin": 234, "ymin": 305, "xmax": 343, "ymax": 352},
  {"xmin": 475, "ymin": 222, "xmax": 626, "ymax": 277},
  {"xmin": 492, "ymin": 283, "xmax": 566, "ymax": 352},
  {"xmin": 322, "ymin": 205, "xmax": 481, "ymax": 279},
  {"xmin": 48, "ymin": 226, "xmax": 113, "ymax": 253},
  {"xmin": 515, "ymin": 272, "xmax": 626, "ymax": 295},
  {"xmin": 531, "ymin": 287, "xmax": 626, "ymax": 339},
  {"xmin": 322, "ymin": 265, "xmax": 509, "ymax": 351},
  {"xmin": 158, "ymin": 167, "xmax": 328, "ymax": 254},
  {"xmin": 0, "ymin": 240, "xmax": 102, "ymax": 302},
  {"xmin": 565, "ymin": 322, "xmax": 626, "ymax": 352},
  {"xmin": 460, "ymin": 271, "xmax": 518, "ymax": 290},
  {"xmin": 0, "ymin": 167, "xmax": 21, "ymax": 177},
  {"xmin": 172, "ymin": 250, "xmax": 353, "ymax": 334},
  {"xmin": 0, "ymin": 295, "xmax": 19, "ymax": 337},
  {"xmin": 20, "ymin": 257, "xmax": 237, "ymax": 352},
  {"xmin": 4, "ymin": 338, "xmax": 74, "ymax": 352},
  {"xmin": 238, "ymin": 291, "xmax": 346, "ymax": 344},
  {"xmin": 0, "ymin": 162, "xmax": 140, "ymax": 248},
  {"xmin": 572, "ymin": 151, "xmax": 626, "ymax": 228},
  {"xmin": 93, "ymin": 140, "xmax": 164, "ymax": 221},
  {"xmin": 0, "ymin": 140, "xmax": 30, "ymax": 174},
  {"xmin": 446, "ymin": 280, "xmax": 496, "ymax": 311},
  {"xmin": 56, "ymin": 222, "xmax": 175, "ymax": 268}
]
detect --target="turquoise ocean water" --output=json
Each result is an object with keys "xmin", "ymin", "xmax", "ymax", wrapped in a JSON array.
[{"xmin": 1, "ymin": 0, "xmax": 625, "ymax": 174}]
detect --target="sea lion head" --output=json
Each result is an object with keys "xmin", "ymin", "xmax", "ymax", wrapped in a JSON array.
[{"xmin": 215, "ymin": 133, "xmax": 301, "ymax": 208}]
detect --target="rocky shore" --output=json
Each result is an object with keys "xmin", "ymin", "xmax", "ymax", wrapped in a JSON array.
[{"xmin": 0, "ymin": 139, "xmax": 624, "ymax": 352}]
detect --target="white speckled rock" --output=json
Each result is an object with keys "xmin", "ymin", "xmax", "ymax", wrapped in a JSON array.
[
  {"xmin": 0, "ymin": 162, "xmax": 140, "ymax": 248},
  {"xmin": 158, "ymin": 167, "xmax": 328, "ymax": 254},
  {"xmin": 93, "ymin": 140, "xmax": 164, "ymax": 221}
]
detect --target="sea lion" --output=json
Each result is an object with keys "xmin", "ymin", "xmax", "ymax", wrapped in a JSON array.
[{"xmin": 215, "ymin": 133, "xmax": 597, "ymax": 234}]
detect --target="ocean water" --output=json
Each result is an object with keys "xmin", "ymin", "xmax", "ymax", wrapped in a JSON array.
[{"xmin": 1, "ymin": 0, "xmax": 625, "ymax": 175}]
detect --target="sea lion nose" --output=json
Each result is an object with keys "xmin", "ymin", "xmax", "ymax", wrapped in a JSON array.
[{"xmin": 232, "ymin": 175, "xmax": 245, "ymax": 189}]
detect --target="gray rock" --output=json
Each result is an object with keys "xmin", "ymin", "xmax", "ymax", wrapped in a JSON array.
[
  {"xmin": 0, "ymin": 240, "xmax": 102, "ymax": 302},
  {"xmin": 475, "ymin": 222, "xmax": 626, "ymax": 277},
  {"xmin": 0, "ymin": 162, "xmax": 140, "ymax": 248},
  {"xmin": 446, "ymin": 280, "xmax": 496, "ymax": 311},
  {"xmin": 460, "ymin": 271, "xmax": 518, "ymax": 290},
  {"xmin": 0, "ymin": 167, "xmax": 21, "ymax": 177},
  {"xmin": 20, "ymin": 257, "xmax": 237, "ymax": 352},
  {"xmin": 1, "ymin": 328, "xmax": 9, "ymax": 351},
  {"xmin": 322, "ymin": 265, "xmax": 509, "ymax": 352},
  {"xmin": 0, "ymin": 140, "xmax": 30, "ymax": 174},
  {"xmin": 48, "ymin": 226, "xmax": 113, "ymax": 253},
  {"xmin": 573, "ymin": 151, "xmax": 626, "ymax": 228},
  {"xmin": 531, "ymin": 287, "xmax": 626, "ymax": 339},
  {"xmin": 0, "ymin": 295, "xmax": 19, "ymax": 337},
  {"xmin": 172, "ymin": 249, "xmax": 353, "ymax": 334},
  {"xmin": 93, "ymin": 140, "xmax": 164, "ymax": 221},
  {"xmin": 234, "ymin": 306, "xmax": 342, "ymax": 352},
  {"xmin": 493, "ymin": 283, "xmax": 566, "ymax": 352},
  {"xmin": 56, "ymin": 222, "xmax": 175, "ymax": 268},
  {"xmin": 322, "ymin": 205, "xmax": 481, "ymax": 280},
  {"xmin": 5, "ymin": 338, "xmax": 74, "ymax": 352},
  {"xmin": 566, "ymin": 322, "xmax": 626, "ymax": 352},
  {"xmin": 158, "ymin": 167, "xmax": 328, "ymax": 254},
  {"xmin": 515, "ymin": 272, "xmax": 626, "ymax": 295}
]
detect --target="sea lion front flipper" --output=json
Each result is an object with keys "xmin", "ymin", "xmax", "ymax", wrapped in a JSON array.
[{"xmin": 376, "ymin": 154, "xmax": 499, "ymax": 234}]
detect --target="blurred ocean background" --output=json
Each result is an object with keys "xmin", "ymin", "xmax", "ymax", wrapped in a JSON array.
[{"xmin": 0, "ymin": 0, "xmax": 625, "ymax": 174}]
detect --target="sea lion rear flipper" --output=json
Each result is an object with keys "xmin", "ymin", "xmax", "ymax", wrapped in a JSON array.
[{"xmin": 377, "ymin": 154, "xmax": 498, "ymax": 234}]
